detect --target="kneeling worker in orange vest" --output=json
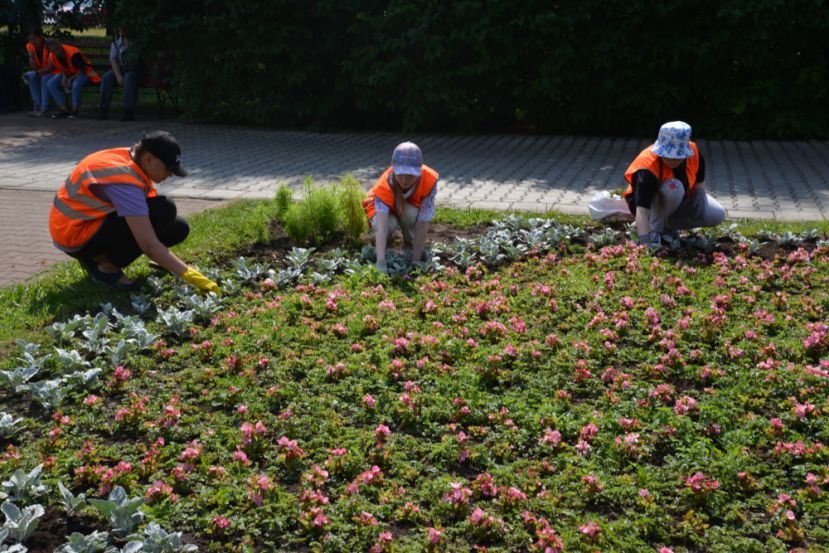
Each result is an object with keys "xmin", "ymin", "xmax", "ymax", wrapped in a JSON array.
[
  {"xmin": 363, "ymin": 142, "xmax": 438, "ymax": 273},
  {"xmin": 49, "ymin": 131, "xmax": 219, "ymax": 293},
  {"xmin": 623, "ymin": 121, "xmax": 726, "ymax": 248}
]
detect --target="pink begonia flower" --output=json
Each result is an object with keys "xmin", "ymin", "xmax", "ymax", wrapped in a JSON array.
[
  {"xmin": 375, "ymin": 424, "xmax": 391, "ymax": 446},
  {"xmin": 233, "ymin": 448, "xmax": 252, "ymax": 466},
  {"xmin": 581, "ymin": 475, "xmax": 603, "ymax": 493},
  {"xmin": 579, "ymin": 520, "xmax": 601, "ymax": 538},
  {"xmin": 474, "ymin": 473, "xmax": 498, "ymax": 497},
  {"xmin": 442, "ymin": 482, "xmax": 473, "ymax": 505},
  {"xmin": 539, "ymin": 427, "xmax": 562, "ymax": 448},
  {"xmin": 639, "ymin": 488, "xmax": 651, "ymax": 499},
  {"xmin": 212, "ymin": 515, "xmax": 231, "ymax": 529},
  {"xmin": 84, "ymin": 395, "xmax": 100, "ymax": 406},
  {"xmin": 277, "ymin": 436, "xmax": 306, "ymax": 460},
  {"xmin": 659, "ymin": 548, "xmax": 675, "ymax": 553},
  {"xmin": 427, "ymin": 527, "xmax": 444, "ymax": 544},
  {"xmin": 179, "ymin": 441, "xmax": 202, "ymax": 461},
  {"xmin": 358, "ymin": 511, "xmax": 378, "ymax": 526},
  {"xmin": 673, "ymin": 395, "xmax": 698, "ymax": 416},
  {"xmin": 685, "ymin": 472, "xmax": 720, "ymax": 494},
  {"xmin": 363, "ymin": 394, "xmax": 376, "ymax": 408},
  {"xmin": 580, "ymin": 423, "xmax": 598, "ymax": 442}
]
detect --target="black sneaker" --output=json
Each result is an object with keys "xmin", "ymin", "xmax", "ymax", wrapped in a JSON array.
[
  {"xmin": 120, "ymin": 110, "xmax": 135, "ymax": 121},
  {"xmin": 97, "ymin": 109, "xmax": 109, "ymax": 120},
  {"xmin": 51, "ymin": 110, "xmax": 70, "ymax": 119},
  {"xmin": 68, "ymin": 109, "xmax": 79, "ymax": 119}
]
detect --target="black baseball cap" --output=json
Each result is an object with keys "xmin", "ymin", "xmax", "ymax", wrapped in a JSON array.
[{"xmin": 140, "ymin": 130, "xmax": 188, "ymax": 177}]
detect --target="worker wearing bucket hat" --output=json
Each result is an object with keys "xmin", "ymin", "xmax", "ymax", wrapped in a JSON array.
[
  {"xmin": 623, "ymin": 121, "xmax": 726, "ymax": 247},
  {"xmin": 363, "ymin": 142, "xmax": 439, "ymax": 273}
]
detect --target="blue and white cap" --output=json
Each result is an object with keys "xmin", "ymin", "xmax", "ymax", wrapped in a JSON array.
[
  {"xmin": 651, "ymin": 121, "xmax": 694, "ymax": 159},
  {"xmin": 391, "ymin": 142, "xmax": 422, "ymax": 177}
]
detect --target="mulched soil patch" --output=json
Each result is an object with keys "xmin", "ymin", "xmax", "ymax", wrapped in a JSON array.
[{"xmin": 26, "ymin": 511, "xmax": 107, "ymax": 553}]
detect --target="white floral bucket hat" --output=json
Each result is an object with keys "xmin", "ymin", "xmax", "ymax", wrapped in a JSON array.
[{"xmin": 651, "ymin": 121, "xmax": 694, "ymax": 159}]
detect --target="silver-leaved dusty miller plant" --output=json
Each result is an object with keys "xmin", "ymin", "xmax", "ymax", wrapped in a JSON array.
[
  {"xmin": 0, "ymin": 527, "xmax": 27, "ymax": 552},
  {"xmin": 128, "ymin": 522, "xmax": 198, "ymax": 552},
  {"xmin": 54, "ymin": 530, "xmax": 110, "ymax": 553},
  {"xmin": 1, "ymin": 466, "xmax": 46, "ymax": 503},
  {"xmin": 87, "ymin": 486, "xmax": 145, "ymax": 539},
  {"xmin": 0, "ymin": 414, "xmax": 24, "ymax": 440},
  {"xmin": 1, "ymin": 500, "xmax": 45, "ymax": 543}
]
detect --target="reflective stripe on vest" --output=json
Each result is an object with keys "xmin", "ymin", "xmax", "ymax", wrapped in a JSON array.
[
  {"xmin": 363, "ymin": 165, "xmax": 439, "ymax": 221},
  {"xmin": 49, "ymin": 148, "xmax": 155, "ymax": 250},
  {"xmin": 623, "ymin": 142, "xmax": 700, "ymax": 199}
]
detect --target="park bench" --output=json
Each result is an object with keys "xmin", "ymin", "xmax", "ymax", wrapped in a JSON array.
[{"xmin": 62, "ymin": 38, "xmax": 178, "ymax": 119}]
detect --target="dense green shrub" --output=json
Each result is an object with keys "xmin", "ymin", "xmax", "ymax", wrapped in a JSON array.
[
  {"xmin": 113, "ymin": 0, "xmax": 828, "ymax": 138},
  {"xmin": 338, "ymin": 174, "xmax": 368, "ymax": 244},
  {"xmin": 273, "ymin": 184, "xmax": 294, "ymax": 222},
  {"xmin": 281, "ymin": 176, "xmax": 369, "ymax": 246},
  {"xmin": 283, "ymin": 178, "xmax": 340, "ymax": 245}
]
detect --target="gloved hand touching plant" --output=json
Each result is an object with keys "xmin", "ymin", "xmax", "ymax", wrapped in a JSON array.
[{"xmin": 181, "ymin": 266, "xmax": 220, "ymax": 293}]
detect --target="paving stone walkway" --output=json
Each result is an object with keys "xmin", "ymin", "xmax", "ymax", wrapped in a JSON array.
[{"xmin": 2, "ymin": 112, "xmax": 828, "ymax": 286}]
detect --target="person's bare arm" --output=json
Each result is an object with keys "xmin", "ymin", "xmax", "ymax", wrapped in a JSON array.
[
  {"xmin": 374, "ymin": 212, "xmax": 389, "ymax": 269},
  {"xmin": 125, "ymin": 215, "xmax": 188, "ymax": 275},
  {"xmin": 411, "ymin": 221, "xmax": 429, "ymax": 262}
]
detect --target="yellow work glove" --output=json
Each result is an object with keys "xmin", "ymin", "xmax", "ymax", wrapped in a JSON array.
[{"xmin": 181, "ymin": 267, "xmax": 220, "ymax": 294}]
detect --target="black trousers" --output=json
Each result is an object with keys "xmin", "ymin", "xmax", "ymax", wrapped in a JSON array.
[{"xmin": 67, "ymin": 196, "xmax": 189, "ymax": 269}]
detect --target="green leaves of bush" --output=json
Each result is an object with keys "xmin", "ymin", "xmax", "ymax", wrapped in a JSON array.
[{"xmin": 278, "ymin": 175, "xmax": 367, "ymax": 246}]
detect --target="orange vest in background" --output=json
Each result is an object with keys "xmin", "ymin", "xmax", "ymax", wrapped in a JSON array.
[
  {"xmin": 50, "ymin": 148, "xmax": 157, "ymax": 251},
  {"xmin": 363, "ymin": 165, "xmax": 439, "ymax": 220},
  {"xmin": 26, "ymin": 41, "xmax": 51, "ymax": 71},
  {"xmin": 623, "ymin": 142, "xmax": 700, "ymax": 198},
  {"xmin": 48, "ymin": 44, "xmax": 101, "ymax": 83}
]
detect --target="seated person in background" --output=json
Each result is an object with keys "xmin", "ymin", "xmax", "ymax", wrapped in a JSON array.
[
  {"xmin": 49, "ymin": 130, "xmax": 219, "ymax": 294},
  {"xmin": 98, "ymin": 26, "xmax": 142, "ymax": 121},
  {"xmin": 21, "ymin": 28, "xmax": 57, "ymax": 117},
  {"xmin": 623, "ymin": 121, "xmax": 727, "ymax": 248},
  {"xmin": 363, "ymin": 142, "xmax": 438, "ymax": 273},
  {"xmin": 43, "ymin": 37, "xmax": 101, "ymax": 119}
]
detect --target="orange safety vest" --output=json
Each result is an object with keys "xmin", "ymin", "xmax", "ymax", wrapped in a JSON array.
[
  {"xmin": 623, "ymin": 142, "xmax": 700, "ymax": 199},
  {"xmin": 26, "ymin": 41, "xmax": 51, "ymax": 71},
  {"xmin": 50, "ymin": 148, "xmax": 157, "ymax": 251},
  {"xmin": 48, "ymin": 44, "xmax": 101, "ymax": 83},
  {"xmin": 363, "ymin": 165, "xmax": 439, "ymax": 220}
]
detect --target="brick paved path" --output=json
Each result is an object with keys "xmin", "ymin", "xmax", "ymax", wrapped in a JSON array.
[{"xmin": 2, "ymin": 112, "xmax": 829, "ymax": 286}]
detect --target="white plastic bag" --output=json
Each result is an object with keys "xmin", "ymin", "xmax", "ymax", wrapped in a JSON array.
[{"xmin": 587, "ymin": 191, "xmax": 634, "ymax": 221}]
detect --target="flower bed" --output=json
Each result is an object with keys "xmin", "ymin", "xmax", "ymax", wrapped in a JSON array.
[{"xmin": 1, "ymin": 218, "xmax": 828, "ymax": 552}]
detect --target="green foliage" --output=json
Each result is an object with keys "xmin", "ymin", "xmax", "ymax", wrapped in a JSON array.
[
  {"xmin": 273, "ymin": 184, "xmax": 294, "ymax": 222},
  {"xmin": 337, "ymin": 174, "xmax": 368, "ymax": 244},
  {"xmin": 283, "ymin": 178, "xmax": 339, "ymax": 245},
  {"xmin": 283, "ymin": 177, "xmax": 368, "ymax": 246},
  {"xmin": 113, "ymin": 0, "xmax": 829, "ymax": 138}
]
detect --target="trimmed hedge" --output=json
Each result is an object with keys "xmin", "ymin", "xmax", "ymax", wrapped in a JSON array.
[{"xmin": 112, "ymin": 1, "xmax": 828, "ymax": 137}]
